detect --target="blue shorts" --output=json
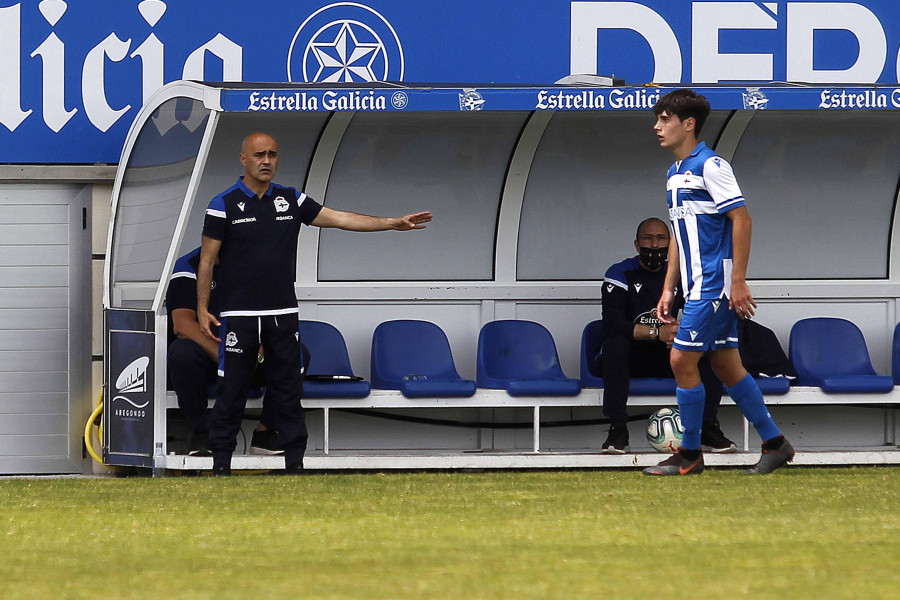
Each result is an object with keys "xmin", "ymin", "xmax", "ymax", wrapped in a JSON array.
[{"xmin": 673, "ymin": 298, "xmax": 739, "ymax": 353}]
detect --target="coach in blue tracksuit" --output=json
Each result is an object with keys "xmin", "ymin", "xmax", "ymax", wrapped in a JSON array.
[{"xmin": 197, "ymin": 131, "xmax": 432, "ymax": 475}]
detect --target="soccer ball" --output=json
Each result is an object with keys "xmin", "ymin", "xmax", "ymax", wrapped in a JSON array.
[{"xmin": 646, "ymin": 408, "xmax": 684, "ymax": 453}]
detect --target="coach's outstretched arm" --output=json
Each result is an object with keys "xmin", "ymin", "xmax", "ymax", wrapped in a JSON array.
[{"xmin": 311, "ymin": 207, "xmax": 432, "ymax": 232}]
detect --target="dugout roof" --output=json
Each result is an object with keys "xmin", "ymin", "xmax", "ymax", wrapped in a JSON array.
[{"xmin": 104, "ymin": 81, "xmax": 900, "ymax": 311}]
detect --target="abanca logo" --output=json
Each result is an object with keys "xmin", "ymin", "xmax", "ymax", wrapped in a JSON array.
[
  {"xmin": 287, "ymin": 2, "xmax": 405, "ymax": 83},
  {"xmin": 113, "ymin": 356, "xmax": 151, "ymax": 409}
]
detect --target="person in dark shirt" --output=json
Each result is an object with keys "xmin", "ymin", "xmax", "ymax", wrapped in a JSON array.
[
  {"xmin": 166, "ymin": 248, "xmax": 222, "ymax": 455},
  {"xmin": 198, "ymin": 131, "xmax": 432, "ymax": 475},
  {"xmin": 598, "ymin": 217, "xmax": 735, "ymax": 454},
  {"xmin": 166, "ymin": 248, "xmax": 302, "ymax": 456}
]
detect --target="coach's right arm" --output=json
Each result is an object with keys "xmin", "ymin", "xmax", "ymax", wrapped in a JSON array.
[{"xmin": 197, "ymin": 235, "xmax": 222, "ymax": 343}]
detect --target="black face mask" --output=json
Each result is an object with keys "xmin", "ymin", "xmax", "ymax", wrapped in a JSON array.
[{"xmin": 639, "ymin": 247, "xmax": 667, "ymax": 271}]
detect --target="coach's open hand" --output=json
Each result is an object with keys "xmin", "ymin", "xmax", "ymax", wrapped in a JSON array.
[{"xmin": 394, "ymin": 211, "xmax": 433, "ymax": 230}]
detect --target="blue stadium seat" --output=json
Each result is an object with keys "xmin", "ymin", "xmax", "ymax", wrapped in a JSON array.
[
  {"xmin": 579, "ymin": 320, "xmax": 677, "ymax": 394},
  {"xmin": 579, "ymin": 320, "xmax": 604, "ymax": 388},
  {"xmin": 753, "ymin": 376, "xmax": 792, "ymax": 395},
  {"xmin": 477, "ymin": 320, "xmax": 581, "ymax": 396},
  {"xmin": 629, "ymin": 377, "xmax": 679, "ymax": 395},
  {"xmin": 297, "ymin": 320, "xmax": 371, "ymax": 398},
  {"xmin": 789, "ymin": 317, "xmax": 893, "ymax": 393},
  {"xmin": 371, "ymin": 320, "xmax": 476, "ymax": 398}
]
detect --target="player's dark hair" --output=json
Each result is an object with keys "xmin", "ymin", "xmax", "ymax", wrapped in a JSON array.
[
  {"xmin": 635, "ymin": 217, "xmax": 669, "ymax": 240},
  {"xmin": 653, "ymin": 89, "xmax": 710, "ymax": 135}
]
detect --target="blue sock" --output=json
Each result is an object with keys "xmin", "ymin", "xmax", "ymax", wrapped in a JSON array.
[
  {"xmin": 727, "ymin": 374, "xmax": 781, "ymax": 441},
  {"xmin": 676, "ymin": 384, "xmax": 705, "ymax": 450}
]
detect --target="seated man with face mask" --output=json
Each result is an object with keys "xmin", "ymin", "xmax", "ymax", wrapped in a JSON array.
[{"xmin": 596, "ymin": 217, "xmax": 736, "ymax": 454}]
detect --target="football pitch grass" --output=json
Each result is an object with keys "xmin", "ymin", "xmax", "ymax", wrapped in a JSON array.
[{"xmin": 0, "ymin": 467, "xmax": 897, "ymax": 599}]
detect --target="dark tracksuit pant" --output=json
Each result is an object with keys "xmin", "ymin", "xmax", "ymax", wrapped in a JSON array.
[
  {"xmin": 600, "ymin": 333, "xmax": 724, "ymax": 426},
  {"xmin": 167, "ymin": 338, "xmax": 217, "ymax": 436},
  {"xmin": 209, "ymin": 313, "xmax": 308, "ymax": 470},
  {"xmin": 168, "ymin": 338, "xmax": 271, "ymax": 437}
]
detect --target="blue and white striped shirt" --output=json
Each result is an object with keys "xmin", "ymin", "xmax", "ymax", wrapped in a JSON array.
[{"xmin": 666, "ymin": 142, "xmax": 745, "ymax": 301}]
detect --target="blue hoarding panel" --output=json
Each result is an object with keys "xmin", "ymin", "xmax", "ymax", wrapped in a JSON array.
[
  {"xmin": 5, "ymin": 1, "xmax": 900, "ymax": 163},
  {"xmin": 105, "ymin": 319, "xmax": 155, "ymax": 466},
  {"xmin": 220, "ymin": 85, "xmax": 900, "ymax": 113}
]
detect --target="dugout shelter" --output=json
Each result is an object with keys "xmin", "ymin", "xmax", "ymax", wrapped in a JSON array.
[{"xmin": 102, "ymin": 80, "xmax": 900, "ymax": 472}]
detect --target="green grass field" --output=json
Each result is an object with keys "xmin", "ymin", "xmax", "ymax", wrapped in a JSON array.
[{"xmin": 0, "ymin": 467, "xmax": 897, "ymax": 599}]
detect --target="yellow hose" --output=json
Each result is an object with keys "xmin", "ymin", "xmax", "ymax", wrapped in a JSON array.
[{"xmin": 84, "ymin": 391, "xmax": 104, "ymax": 464}]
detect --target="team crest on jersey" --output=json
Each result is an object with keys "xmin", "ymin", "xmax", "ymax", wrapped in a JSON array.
[
  {"xmin": 226, "ymin": 332, "xmax": 238, "ymax": 347},
  {"xmin": 274, "ymin": 196, "xmax": 289, "ymax": 212}
]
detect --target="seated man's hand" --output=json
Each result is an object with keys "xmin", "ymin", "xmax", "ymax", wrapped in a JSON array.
[{"xmin": 659, "ymin": 321, "xmax": 679, "ymax": 346}]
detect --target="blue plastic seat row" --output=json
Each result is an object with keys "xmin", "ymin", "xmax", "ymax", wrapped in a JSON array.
[
  {"xmin": 299, "ymin": 318, "xmax": 581, "ymax": 399},
  {"xmin": 585, "ymin": 316, "xmax": 899, "ymax": 395},
  {"xmin": 580, "ymin": 319, "xmax": 793, "ymax": 396},
  {"xmin": 297, "ymin": 316, "xmax": 898, "ymax": 400}
]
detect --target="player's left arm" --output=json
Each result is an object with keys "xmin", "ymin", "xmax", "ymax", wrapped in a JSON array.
[
  {"xmin": 727, "ymin": 206, "xmax": 757, "ymax": 319},
  {"xmin": 705, "ymin": 156, "xmax": 757, "ymax": 319},
  {"xmin": 311, "ymin": 206, "xmax": 432, "ymax": 231}
]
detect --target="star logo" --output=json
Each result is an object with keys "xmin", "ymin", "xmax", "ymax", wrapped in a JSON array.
[
  {"xmin": 310, "ymin": 21, "xmax": 382, "ymax": 83},
  {"xmin": 288, "ymin": 3, "xmax": 405, "ymax": 83}
]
